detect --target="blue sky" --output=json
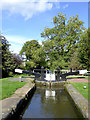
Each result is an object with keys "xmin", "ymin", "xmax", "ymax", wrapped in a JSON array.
[{"xmin": 1, "ymin": 1, "xmax": 88, "ymax": 54}]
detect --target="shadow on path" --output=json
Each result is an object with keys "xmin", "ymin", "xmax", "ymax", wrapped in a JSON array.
[{"xmin": 8, "ymin": 77, "xmax": 35, "ymax": 82}]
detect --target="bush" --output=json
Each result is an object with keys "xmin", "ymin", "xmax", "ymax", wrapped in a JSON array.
[
  {"xmin": 61, "ymin": 71, "xmax": 68, "ymax": 74},
  {"xmin": 8, "ymin": 72, "xmax": 13, "ymax": 77},
  {"xmin": 18, "ymin": 65, "xmax": 26, "ymax": 70}
]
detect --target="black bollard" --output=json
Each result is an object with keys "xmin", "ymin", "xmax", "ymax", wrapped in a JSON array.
[
  {"xmin": 29, "ymin": 70, "xmax": 31, "ymax": 76},
  {"xmin": 70, "ymin": 68, "xmax": 72, "ymax": 73},
  {"xmin": 29, "ymin": 67, "xmax": 31, "ymax": 76}
]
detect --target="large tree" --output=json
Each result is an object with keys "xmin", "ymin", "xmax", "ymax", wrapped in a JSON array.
[
  {"xmin": 0, "ymin": 34, "xmax": 23, "ymax": 77},
  {"xmin": 69, "ymin": 28, "xmax": 89, "ymax": 70},
  {"xmin": 41, "ymin": 13, "xmax": 86, "ymax": 71},
  {"xmin": 69, "ymin": 49, "xmax": 80, "ymax": 70},
  {"xmin": 78, "ymin": 28, "xmax": 89, "ymax": 70},
  {"xmin": 20, "ymin": 40, "xmax": 41, "ymax": 69},
  {"xmin": 0, "ymin": 35, "xmax": 15, "ymax": 77},
  {"xmin": 32, "ymin": 45, "xmax": 47, "ymax": 68},
  {"xmin": 12, "ymin": 53, "xmax": 23, "ymax": 68}
]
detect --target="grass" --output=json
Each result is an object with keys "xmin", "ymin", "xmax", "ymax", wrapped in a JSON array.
[
  {"xmin": 1, "ymin": 74, "xmax": 35, "ymax": 81},
  {"xmin": 0, "ymin": 80, "xmax": 27, "ymax": 100},
  {"xmin": 66, "ymin": 75, "xmax": 90, "ymax": 80},
  {"xmin": 0, "ymin": 74, "xmax": 35, "ymax": 100},
  {"xmin": 70, "ymin": 82, "xmax": 89, "ymax": 101},
  {"xmin": 19, "ymin": 74, "xmax": 35, "ymax": 78},
  {"xmin": 0, "ymin": 74, "xmax": 33, "ymax": 100}
]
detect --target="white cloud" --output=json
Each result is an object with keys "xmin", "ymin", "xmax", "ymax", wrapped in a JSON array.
[
  {"xmin": 5, "ymin": 35, "xmax": 42, "ymax": 53},
  {"xmin": 5, "ymin": 35, "xmax": 29, "ymax": 44},
  {"xmin": 1, "ymin": 0, "xmax": 88, "ymax": 20},
  {"xmin": 63, "ymin": 4, "xmax": 69, "ymax": 9},
  {"xmin": 5, "ymin": 35, "xmax": 32, "ymax": 53},
  {"xmin": 0, "ymin": 0, "xmax": 53, "ymax": 20},
  {"xmin": 9, "ymin": 43, "xmax": 22, "ymax": 54}
]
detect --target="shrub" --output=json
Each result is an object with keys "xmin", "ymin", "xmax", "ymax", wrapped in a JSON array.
[{"xmin": 8, "ymin": 72, "xmax": 13, "ymax": 77}]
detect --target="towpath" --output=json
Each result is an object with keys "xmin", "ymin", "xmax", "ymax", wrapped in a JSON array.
[{"xmin": 67, "ymin": 77, "xmax": 89, "ymax": 83}]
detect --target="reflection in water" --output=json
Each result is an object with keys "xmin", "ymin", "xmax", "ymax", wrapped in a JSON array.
[
  {"xmin": 45, "ymin": 90, "xmax": 55, "ymax": 100},
  {"xmin": 22, "ymin": 87, "xmax": 83, "ymax": 119}
]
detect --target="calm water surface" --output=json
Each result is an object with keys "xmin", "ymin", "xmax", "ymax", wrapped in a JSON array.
[{"xmin": 22, "ymin": 87, "xmax": 82, "ymax": 119}]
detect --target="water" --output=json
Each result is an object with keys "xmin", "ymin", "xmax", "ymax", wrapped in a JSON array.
[{"xmin": 22, "ymin": 87, "xmax": 83, "ymax": 119}]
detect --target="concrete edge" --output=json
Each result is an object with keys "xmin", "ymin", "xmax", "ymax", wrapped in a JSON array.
[
  {"xmin": 35, "ymin": 80, "xmax": 66, "ymax": 87},
  {"xmin": 65, "ymin": 84, "xmax": 89, "ymax": 119},
  {"xmin": 3, "ymin": 83, "xmax": 36, "ymax": 120}
]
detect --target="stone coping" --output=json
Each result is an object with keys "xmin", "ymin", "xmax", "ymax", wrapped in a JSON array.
[
  {"xmin": 0, "ymin": 80, "xmax": 36, "ymax": 119},
  {"xmin": 65, "ymin": 84, "xmax": 89, "ymax": 119},
  {"xmin": 35, "ymin": 80, "xmax": 66, "ymax": 87}
]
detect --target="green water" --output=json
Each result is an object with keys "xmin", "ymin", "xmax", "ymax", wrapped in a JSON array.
[{"xmin": 22, "ymin": 87, "xmax": 83, "ymax": 119}]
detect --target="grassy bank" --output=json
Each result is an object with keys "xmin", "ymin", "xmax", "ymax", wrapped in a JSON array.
[
  {"xmin": 71, "ymin": 82, "xmax": 89, "ymax": 100},
  {"xmin": 0, "ymin": 79, "xmax": 27, "ymax": 100},
  {"xmin": 0, "ymin": 74, "xmax": 34, "ymax": 100}
]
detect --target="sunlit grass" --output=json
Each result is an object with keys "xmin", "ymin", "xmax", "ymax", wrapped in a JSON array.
[
  {"xmin": 0, "ymin": 74, "xmax": 35, "ymax": 100},
  {"xmin": 71, "ymin": 82, "xmax": 89, "ymax": 101},
  {"xmin": 0, "ymin": 77, "xmax": 27, "ymax": 100}
]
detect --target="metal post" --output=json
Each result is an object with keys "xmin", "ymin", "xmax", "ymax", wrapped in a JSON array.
[
  {"xmin": 70, "ymin": 68, "xmax": 72, "ymax": 73},
  {"xmin": 19, "ymin": 76, "xmax": 23, "ymax": 82},
  {"xmin": 29, "ymin": 67, "xmax": 31, "ymax": 76}
]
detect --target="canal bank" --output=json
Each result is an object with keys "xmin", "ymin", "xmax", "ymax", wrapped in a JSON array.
[
  {"xmin": 1, "ymin": 78, "xmax": 36, "ymax": 120},
  {"xmin": 65, "ymin": 84, "xmax": 89, "ymax": 119},
  {"xmin": 1, "ymin": 78, "xmax": 89, "ymax": 119}
]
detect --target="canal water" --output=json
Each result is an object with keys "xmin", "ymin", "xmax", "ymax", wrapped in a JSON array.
[{"xmin": 21, "ymin": 87, "xmax": 83, "ymax": 119}]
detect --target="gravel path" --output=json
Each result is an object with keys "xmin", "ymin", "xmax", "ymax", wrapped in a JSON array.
[
  {"xmin": 8, "ymin": 77, "xmax": 35, "ymax": 82},
  {"xmin": 67, "ymin": 78, "xmax": 89, "ymax": 83},
  {"xmin": 8, "ymin": 77, "xmax": 89, "ymax": 83}
]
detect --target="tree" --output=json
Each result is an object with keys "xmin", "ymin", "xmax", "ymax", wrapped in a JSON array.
[
  {"xmin": 20, "ymin": 40, "xmax": 41, "ymax": 69},
  {"xmin": 32, "ymin": 46, "xmax": 47, "ymax": 68},
  {"xmin": 41, "ymin": 13, "xmax": 86, "ymax": 71},
  {"xmin": 78, "ymin": 28, "xmax": 89, "ymax": 70},
  {"xmin": 69, "ymin": 49, "xmax": 80, "ymax": 70},
  {"xmin": 0, "ymin": 34, "xmax": 15, "ymax": 77},
  {"xmin": 12, "ymin": 53, "xmax": 23, "ymax": 68},
  {"xmin": 69, "ymin": 28, "xmax": 89, "ymax": 70},
  {"xmin": 88, "ymin": 28, "xmax": 90, "ymax": 70}
]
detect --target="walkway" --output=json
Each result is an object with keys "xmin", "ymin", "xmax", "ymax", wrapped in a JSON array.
[
  {"xmin": 8, "ymin": 77, "xmax": 35, "ymax": 82},
  {"xmin": 67, "ymin": 78, "xmax": 89, "ymax": 83}
]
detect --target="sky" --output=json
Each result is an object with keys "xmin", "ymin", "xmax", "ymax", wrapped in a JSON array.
[{"xmin": 0, "ymin": 0, "xmax": 89, "ymax": 54}]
